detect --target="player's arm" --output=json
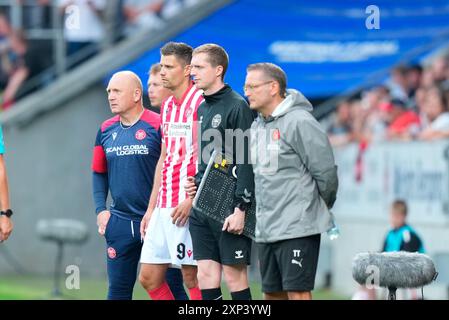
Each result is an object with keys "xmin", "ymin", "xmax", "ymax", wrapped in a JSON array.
[
  {"xmin": 223, "ymin": 103, "xmax": 255, "ymax": 235},
  {"xmin": 141, "ymin": 140, "xmax": 166, "ymax": 237},
  {"xmin": 171, "ymin": 141, "xmax": 194, "ymax": 225},
  {"xmin": 172, "ymin": 104, "xmax": 205, "ymax": 226},
  {"xmin": 186, "ymin": 107, "xmax": 205, "ymax": 199},
  {"xmin": 147, "ymin": 141, "xmax": 166, "ymax": 213},
  {"xmin": 185, "ymin": 156, "xmax": 203, "ymax": 199},
  {"xmin": 291, "ymin": 113, "xmax": 339, "ymax": 209},
  {"xmin": 91, "ymin": 129, "xmax": 110, "ymax": 236}
]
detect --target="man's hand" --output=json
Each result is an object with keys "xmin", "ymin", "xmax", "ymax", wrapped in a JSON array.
[
  {"xmin": 184, "ymin": 176, "xmax": 197, "ymax": 199},
  {"xmin": 97, "ymin": 210, "xmax": 111, "ymax": 236},
  {"xmin": 140, "ymin": 209, "xmax": 153, "ymax": 240},
  {"xmin": 0, "ymin": 216, "xmax": 13, "ymax": 241},
  {"xmin": 222, "ymin": 207, "xmax": 245, "ymax": 235},
  {"xmin": 171, "ymin": 198, "xmax": 193, "ymax": 226}
]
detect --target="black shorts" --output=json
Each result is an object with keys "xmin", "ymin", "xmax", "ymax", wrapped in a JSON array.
[
  {"xmin": 189, "ymin": 209, "xmax": 252, "ymax": 265},
  {"xmin": 258, "ymin": 234, "xmax": 321, "ymax": 293}
]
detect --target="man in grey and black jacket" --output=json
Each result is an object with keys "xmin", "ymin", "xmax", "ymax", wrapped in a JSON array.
[{"xmin": 245, "ymin": 63, "xmax": 338, "ymax": 300}]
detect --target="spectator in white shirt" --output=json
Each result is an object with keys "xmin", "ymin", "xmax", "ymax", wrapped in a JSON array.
[
  {"xmin": 58, "ymin": 0, "xmax": 106, "ymax": 58},
  {"xmin": 419, "ymin": 85, "xmax": 449, "ymax": 140},
  {"xmin": 123, "ymin": 0, "xmax": 164, "ymax": 34}
]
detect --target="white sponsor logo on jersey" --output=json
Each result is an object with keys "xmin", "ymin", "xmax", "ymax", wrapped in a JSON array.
[
  {"xmin": 106, "ymin": 145, "xmax": 149, "ymax": 156},
  {"xmin": 167, "ymin": 123, "xmax": 192, "ymax": 137}
]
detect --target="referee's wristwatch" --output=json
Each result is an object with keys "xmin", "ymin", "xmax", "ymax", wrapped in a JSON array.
[
  {"xmin": 235, "ymin": 201, "xmax": 250, "ymax": 213},
  {"xmin": 0, "ymin": 209, "xmax": 13, "ymax": 218}
]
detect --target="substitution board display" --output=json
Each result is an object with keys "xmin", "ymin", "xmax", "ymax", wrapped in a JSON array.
[{"xmin": 193, "ymin": 151, "xmax": 256, "ymax": 240}]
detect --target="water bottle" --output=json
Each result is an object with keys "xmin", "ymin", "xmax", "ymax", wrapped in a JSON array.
[{"xmin": 327, "ymin": 211, "xmax": 340, "ymax": 240}]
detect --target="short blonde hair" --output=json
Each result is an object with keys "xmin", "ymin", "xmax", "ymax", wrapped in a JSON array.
[
  {"xmin": 193, "ymin": 43, "xmax": 229, "ymax": 80},
  {"xmin": 149, "ymin": 63, "xmax": 161, "ymax": 75}
]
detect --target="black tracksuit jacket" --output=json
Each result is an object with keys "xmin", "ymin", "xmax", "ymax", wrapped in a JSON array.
[{"xmin": 194, "ymin": 84, "xmax": 255, "ymax": 210}]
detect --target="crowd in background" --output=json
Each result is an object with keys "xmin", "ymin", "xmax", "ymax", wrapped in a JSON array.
[
  {"xmin": 0, "ymin": 0, "xmax": 205, "ymax": 110},
  {"xmin": 326, "ymin": 54, "xmax": 449, "ymax": 147},
  {"xmin": 2, "ymin": 0, "xmax": 449, "ymax": 141}
]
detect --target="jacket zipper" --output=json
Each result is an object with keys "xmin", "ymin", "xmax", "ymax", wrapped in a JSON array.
[{"xmin": 259, "ymin": 120, "xmax": 267, "ymax": 241}]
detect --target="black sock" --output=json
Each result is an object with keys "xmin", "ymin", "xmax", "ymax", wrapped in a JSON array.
[
  {"xmin": 201, "ymin": 288, "xmax": 223, "ymax": 300},
  {"xmin": 231, "ymin": 287, "xmax": 252, "ymax": 300}
]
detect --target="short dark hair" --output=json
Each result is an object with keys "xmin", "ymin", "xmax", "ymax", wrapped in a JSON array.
[
  {"xmin": 408, "ymin": 64, "xmax": 423, "ymax": 74},
  {"xmin": 392, "ymin": 199, "xmax": 408, "ymax": 216},
  {"xmin": 247, "ymin": 62, "xmax": 287, "ymax": 97},
  {"xmin": 160, "ymin": 42, "xmax": 193, "ymax": 66},
  {"xmin": 392, "ymin": 64, "xmax": 409, "ymax": 76},
  {"xmin": 390, "ymin": 98, "xmax": 407, "ymax": 109},
  {"xmin": 193, "ymin": 43, "xmax": 229, "ymax": 80},
  {"xmin": 149, "ymin": 63, "xmax": 161, "ymax": 75}
]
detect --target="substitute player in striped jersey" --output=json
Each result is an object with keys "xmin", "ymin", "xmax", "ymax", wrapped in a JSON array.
[
  {"xmin": 139, "ymin": 42, "xmax": 204, "ymax": 300},
  {"xmin": 144, "ymin": 62, "xmax": 188, "ymax": 300}
]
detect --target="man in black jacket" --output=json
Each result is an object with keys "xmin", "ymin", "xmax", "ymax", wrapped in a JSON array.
[{"xmin": 185, "ymin": 44, "xmax": 255, "ymax": 300}]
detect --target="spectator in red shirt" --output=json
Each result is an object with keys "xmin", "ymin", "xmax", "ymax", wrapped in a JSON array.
[{"xmin": 386, "ymin": 99, "xmax": 420, "ymax": 140}]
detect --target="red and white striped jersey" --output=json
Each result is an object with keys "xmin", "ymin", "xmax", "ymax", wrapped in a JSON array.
[{"xmin": 157, "ymin": 82, "xmax": 204, "ymax": 208}]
